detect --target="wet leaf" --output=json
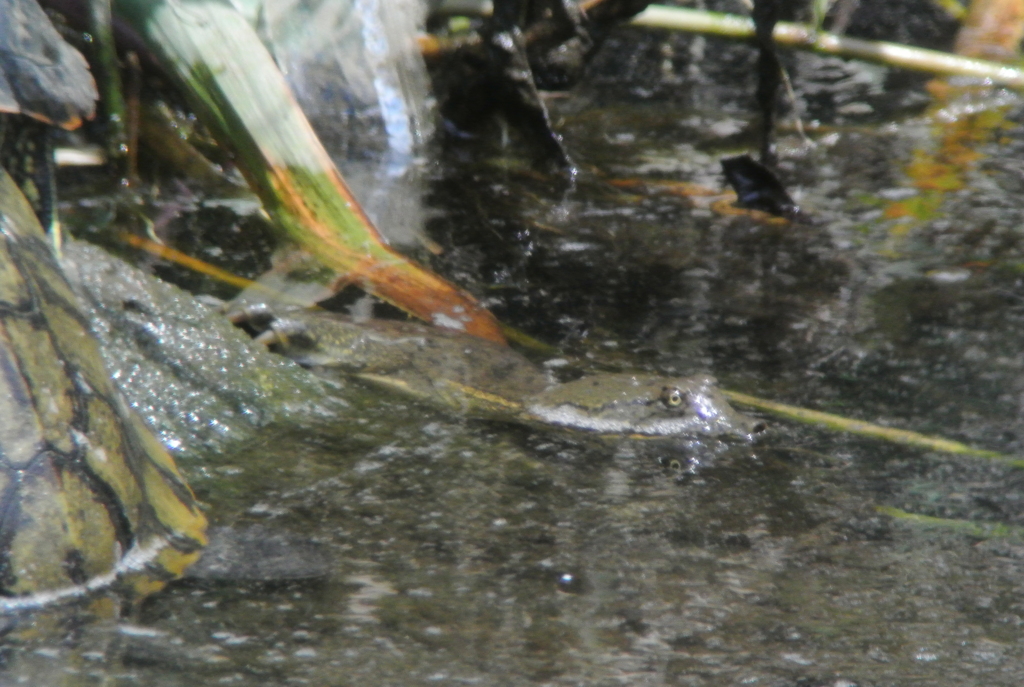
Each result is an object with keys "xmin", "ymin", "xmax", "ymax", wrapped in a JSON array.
[
  {"xmin": 114, "ymin": 0, "xmax": 505, "ymax": 342},
  {"xmin": 0, "ymin": 0, "xmax": 97, "ymax": 129}
]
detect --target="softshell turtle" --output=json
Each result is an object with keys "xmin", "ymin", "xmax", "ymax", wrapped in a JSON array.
[{"xmin": 237, "ymin": 307, "xmax": 766, "ymax": 440}]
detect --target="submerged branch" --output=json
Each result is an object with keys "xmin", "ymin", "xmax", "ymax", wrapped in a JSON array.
[
  {"xmin": 877, "ymin": 505, "xmax": 1024, "ymax": 539},
  {"xmin": 723, "ymin": 389, "xmax": 1024, "ymax": 466}
]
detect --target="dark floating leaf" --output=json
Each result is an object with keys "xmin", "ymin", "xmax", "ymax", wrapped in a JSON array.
[{"xmin": 720, "ymin": 154, "xmax": 803, "ymax": 221}]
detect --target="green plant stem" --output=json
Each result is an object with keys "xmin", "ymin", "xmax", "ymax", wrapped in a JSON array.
[
  {"xmin": 877, "ymin": 505, "xmax": 1024, "ymax": 539},
  {"xmin": 88, "ymin": 0, "xmax": 127, "ymax": 158},
  {"xmin": 632, "ymin": 5, "xmax": 1024, "ymax": 87},
  {"xmin": 723, "ymin": 389, "xmax": 1024, "ymax": 467}
]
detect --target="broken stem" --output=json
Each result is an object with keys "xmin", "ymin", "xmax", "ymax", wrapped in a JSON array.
[{"xmin": 631, "ymin": 5, "xmax": 1024, "ymax": 87}]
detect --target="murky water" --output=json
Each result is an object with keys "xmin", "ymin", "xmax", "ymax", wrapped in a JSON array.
[{"xmin": 7, "ymin": 23, "xmax": 1024, "ymax": 687}]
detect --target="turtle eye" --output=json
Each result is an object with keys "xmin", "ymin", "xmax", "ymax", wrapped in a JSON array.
[{"xmin": 661, "ymin": 387, "xmax": 685, "ymax": 408}]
